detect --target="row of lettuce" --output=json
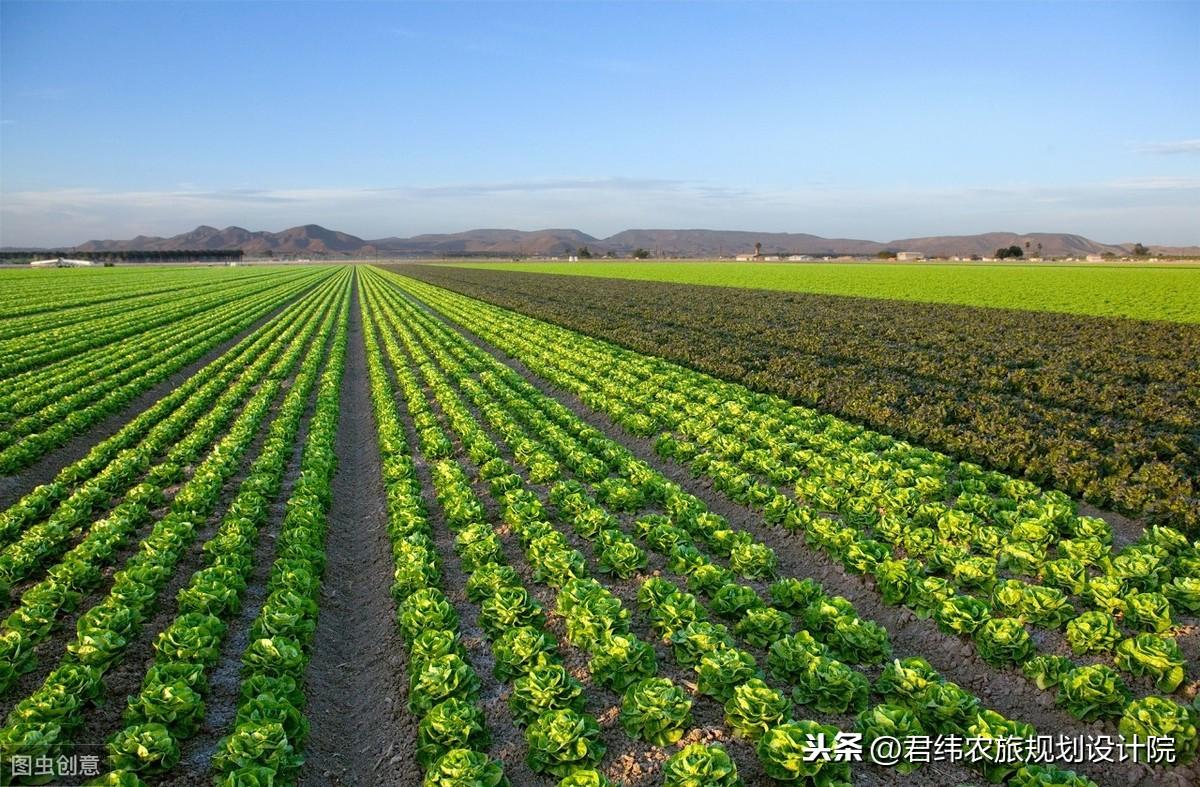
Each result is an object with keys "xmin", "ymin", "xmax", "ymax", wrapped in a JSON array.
[
  {"xmin": 383, "ymin": 269, "xmax": 1199, "ymax": 770},
  {"xmin": 0, "ymin": 267, "xmax": 328, "ymax": 474},
  {"xmin": 398, "ymin": 265, "xmax": 1198, "ymax": 533},
  {"xmin": 0, "ymin": 269, "xmax": 349, "ymax": 785},
  {"xmin": 361, "ymin": 266, "xmax": 1123, "ymax": 785}
]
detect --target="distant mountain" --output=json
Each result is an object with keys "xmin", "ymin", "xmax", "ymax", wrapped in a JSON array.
[
  {"xmin": 367, "ymin": 228, "xmax": 598, "ymax": 257},
  {"xmin": 62, "ymin": 224, "xmax": 1199, "ymax": 259},
  {"xmin": 75, "ymin": 224, "xmax": 376, "ymax": 256}
]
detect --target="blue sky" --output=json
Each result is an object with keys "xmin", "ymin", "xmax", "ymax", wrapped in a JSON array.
[{"xmin": 1, "ymin": 0, "xmax": 1197, "ymax": 246}]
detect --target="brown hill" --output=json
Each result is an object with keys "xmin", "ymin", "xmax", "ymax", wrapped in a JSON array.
[{"xmin": 67, "ymin": 225, "xmax": 1196, "ymax": 259}]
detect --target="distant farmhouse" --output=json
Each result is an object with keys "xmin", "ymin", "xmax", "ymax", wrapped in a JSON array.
[{"xmin": 896, "ymin": 251, "xmax": 925, "ymax": 261}]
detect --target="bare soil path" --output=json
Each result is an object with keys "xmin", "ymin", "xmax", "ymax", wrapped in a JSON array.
[{"xmin": 301, "ymin": 272, "xmax": 416, "ymax": 787}]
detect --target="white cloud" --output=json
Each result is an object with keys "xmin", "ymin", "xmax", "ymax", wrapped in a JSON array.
[
  {"xmin": 2, "ymin": 177, "xmax": 1198, "ymax": 248},
  {"xmin": 1133, "ymin": 139, "xmax": 1200, "ymax": 155}
]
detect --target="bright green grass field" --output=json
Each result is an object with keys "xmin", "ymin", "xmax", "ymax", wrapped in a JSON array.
[{"xmin": 451, "ymin": 261, "xmax": 1200, "ymax": 323}]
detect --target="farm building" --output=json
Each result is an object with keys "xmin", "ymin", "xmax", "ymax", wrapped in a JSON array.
[
  {"xmin": 28, "ymin": 257, "xmax": 97, "ymax": 268},
  {"xmin": 896, "ymin": 251, "xmax": 925, "ymax": 261}
]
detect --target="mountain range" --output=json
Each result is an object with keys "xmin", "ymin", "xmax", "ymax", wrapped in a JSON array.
[{"xmin": 45, "ymin": 224, "xmax": 1198, "ymax": 258}]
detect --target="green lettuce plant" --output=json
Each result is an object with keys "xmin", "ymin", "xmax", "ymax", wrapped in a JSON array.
[
  {"xmin": 106, "ymin": 723, "xmax": 181, "ymax": 774},
  {"xmin": 1113, "ymin": 634, "xmax": 1186, "ymax": 693},
  {"xmin": 619, "ymin": 677, "xmax": 693, "ymax": 745},
  {"xmin": 1064, "ymin": 611, "xmax": 1121, "ymax": 655},
  {"xmin": 408, "ymin": 654, "xmax": 481, "ymax": 716},
  {"xmin": 767, "ymin": 631, "xmax": 826, "ymax": 683},
  {"xmin": 1124, "ymin": 592, "xmax": 1173, "ymax": 633},
  {"xmin": 857, "ymin": 704, "xmax": 924, "ymax": 774},
  {"xmin": 735, "ymin": 607, "xmax": 793, "ymax": 648},
  {"xmin": 974, "ymin": 618, "xmax": 1034, "ymax": 667},
  {"xmin": 1118, "ymin": 696, "xmax": 1198, "ymax": 764},
  {"xmin": 1056, "ymin": 665, "xmax": 1132, "ymax": 721},
  {"xmin": 662, "ymin": 743, "xmax": 741, "ymax": 787},
  {"xmin": 1021, "ymin": 654, "xmax": 1075, "ymax": 690},
  {"xmin": 491, "ymin": 625, "xmax": 558, "ymax": 682},
  {"xmin": 525, "ymin": 709, "xmax": 605, "ymax": 777},
  {"xmin": 588, "ymin": 633, "xmax": 656, "ymax": 693},
  {"xmin": 509, "ymin": 664, "xmax": 586, "ymax": 726},
  {"xmin": 756, "ymin": 719, "xmax": 851, "ymax": 785},
  {"xmin": 724, "ymin": 679, "xmax": 791, "ymax": 740},
  {"xmin": 423, "ymin": 748, "xmax": 510, "ymax": 787},
  {"xmin": 792, "ymin": 655, "xmax": 869, "ymax": 714},
  {"xmin": 967, "ymin": 709, "xmax": 1036, "ymax": 782},
  {"xmin": 416, "ymin": 699, "xmax": 490, "ymax": 768},
  {"xmin": 695, "ymin": 646, "xmax": 762, "ymax": 703}
]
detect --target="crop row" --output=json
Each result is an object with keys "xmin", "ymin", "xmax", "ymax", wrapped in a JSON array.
[
  {"xmin": 0, "ymin": 270, "xmax": 351, "ymax": 785},
  {"xmin": 368, "ymin": 268, "xmax": 1199, "ymax": 777},
  {"xmin": 0, "ymin": 267, "xmax": 335, "ymax": 474},
  {"xmin": 0, "ymin": 270, "xmax": 340, "ymax": 557},
  {"xmin": 0, "ymin": 267, "xmax": 281, "ymax": 319},
  {"xmin": 0, "ymin": 268, "xmax": 287, "ymax": 342},
  {"xmin": 0, "ymin": 275, "xmax": 345, "ymax": 695},
  {"xmin": 360, "ymin": 266, "xmax": 1120, "ymax": 785},
  {"xmin": 400, "ymin": 265, "xmax": 1199, "ymax": 532}
]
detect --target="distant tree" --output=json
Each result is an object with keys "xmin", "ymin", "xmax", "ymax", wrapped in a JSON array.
[
  {"xmin": 1132, "ymin": 242, "xmax": 1150, "ymax": 256},
  {"xmin": 1036, "ymin": 242, "xmax": 1042, "ymax": 257},
  {"xmin": 876, "ymin": 250, "xmax": 898, "ymax": 259},
  {"xmin": 577, "ymin": 246, "xmax": 593, "ymax": 259},
  {"xmin": 995, "ymin": 245, "xmax": 1024, "ymax": 259},
  {"xmin": 603, "ymin": 250, "xmax": 618, "ymax": 259},
  {"xmin": 631, "ymin": 248, "xmax": 651, "ymax": 259}
]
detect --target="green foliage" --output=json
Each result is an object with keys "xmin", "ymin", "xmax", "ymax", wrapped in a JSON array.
[
  {"xmin": 1113, "ymin": 634, "xmax": 1186, "ymax": 693},
  {"xmin": 1065, "ymin": 611, "xmax": 1121, "ymax": 655},
  {"xmin": 756, "ymin": 719, "xmax": 851, "ymax": 785},
  {"xmin": 490, "ymin": 625, "xmax": 557, "ymax": 682},
  {"xmin": 588, "ymin": 633, "xmax": 656, "ymax": 693},
  {"xmin": 791, "ymin": 655, "xmax": 869, "ymax": 714},
  {"xmin": 416, "ymin": 699, "xmax": 490, "ymax": 769},
  {"xmin": 974, "ymin": 617, "xmax": 1034, "ymax": 667},
  {"xmin": 1124, "ymin": 592, "xmax": 1174, "ymax": 633},
  {"xmin": 735, "ymin": 607, "xmax": 793, "ymax": 648},
  {"xmin": 423, "ymin": 748, "xmax": 510, "ymax": 787},
  {"xmin": 662, "ymin": 743, "xmax": 741, "ymax": 787},
  {"xmin": 106, "ymin": 723, "xmax": 181, "ymax": 774},
  {"xmin": 525, "ymin": 709, "xmax": 606, "ymax": 777},
  {"xmin": 1056, "ymin": 665, "xmax": 1132, "ymax": 721},
  {"xmin": 767, "ymin": 631, "xmax": 826, "ymax": 683},
  {"xmin": 619, "ymin": 677, "xmax": 693, "ymax": 745},
  {"xmin": 408, "ymin": 654, "xmax": 481, "ymax": 716},
  {"xmin": 509, "ymin": 664, "xmax": 586, "ymax": 726},
  {"xmin": 1022, "ymin": 654, "xmax": 1075, "ymax": 691},
  {"xmin": 724, "ymin": 679, "xmax": 791, "ymax": 740},
  {"xmin": 1118, "ymin": 696, "xmax": 1198, "ymax": 764},
  {"xmin": 857, "ymin": 704, "xmax": 925, "ymax": 773},
  {"xmin": 695, "ymin": 646, "xmax": 762, "ymax": 703}
]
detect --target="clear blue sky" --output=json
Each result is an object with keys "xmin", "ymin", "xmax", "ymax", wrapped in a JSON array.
[{"xmin": 1, "ymin": 0, "xmax": 1197, "ymax": 246}]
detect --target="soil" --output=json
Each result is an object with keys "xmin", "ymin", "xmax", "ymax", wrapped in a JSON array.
[{"xmin": 299, "ymin": 277, "xmax": 416, "ymax": 787}]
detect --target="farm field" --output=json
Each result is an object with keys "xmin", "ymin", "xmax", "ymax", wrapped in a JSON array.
[
  {"xmin": 0, "ymin": 264, "xmax": 1196, "ymax": 787},
  {"xmin": 449, "ymin": 261, "xmax": 1200, "ymax": 324}
]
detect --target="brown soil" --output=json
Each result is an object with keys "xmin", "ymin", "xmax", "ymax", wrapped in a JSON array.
[{"xmin": 300, "ymin": 276, "xmax": 417, "ymax": 787}]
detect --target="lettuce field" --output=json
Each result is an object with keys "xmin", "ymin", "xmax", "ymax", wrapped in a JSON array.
[{"xmin": 0, "ymin": 263, "xmax": 1196, "ymax": 787}]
